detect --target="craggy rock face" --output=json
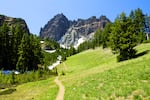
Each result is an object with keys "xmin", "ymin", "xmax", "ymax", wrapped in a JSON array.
[
  {"xmin": 40, "ymin": 14, "xmax": 110, "ymax": 47},
  {"xmin": 40, "ymin": 14, "xmax": 70, "ymax": 41},
  {"xmin": 0, "ymin": 15, "xmax": 30, "ymax": 34}
]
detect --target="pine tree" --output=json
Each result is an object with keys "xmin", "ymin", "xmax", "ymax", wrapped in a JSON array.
[
  {"xmin": 0, "ymin": 22, "xmax": 43, "ymax": 71},
  {"xmin": 0, "ymin": 23, "xmax": 10, "ymax": 69},
  {"xmin": 102, "ymin": 23, "xmax": 112, "ymax": 48},
  {"xmin": 94, "ymin": 29, "xmax": 103, "ymax": 47},
  {"xmin": 110, "ymin": 12, "xmax": 137, "ymax": 61},
  {"xmin": 28, "ymin": 35, "xmax": 43, "ymax": 70},
  {"xmin": 9, "ymin": 25, "xmax": 26, "ymax": 70},
  {"xmin": 130, "ymin": 8, "xmax": 145, "ymax": 42},
  {"xmin": 0, "ymin": 25, "xmax": 3, "ymax": 69},
  {"xmin": 16, "ymin": 34, "xmax": 30, "ymax": 72}
]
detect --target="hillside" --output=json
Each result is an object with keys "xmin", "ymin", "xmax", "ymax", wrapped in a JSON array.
[
  {"xmin": 0, "ymin": 14, "xmax": 30, "ymax": 34},
  {"xmin": 0, "ymin": 78, "xmax": 58, "ymax": 100},
  {"xmin": 57, "ymin": 43, "xmax": 150, "ymax": 99},
  {"xmin": 0, "ymin": 43, "xmax": 150, "ymax": 99}
]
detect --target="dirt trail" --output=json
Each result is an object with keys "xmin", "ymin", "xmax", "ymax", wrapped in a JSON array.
[{"xmin": 55, "ymin": 76, "xmax": 65, "ymax": 100}]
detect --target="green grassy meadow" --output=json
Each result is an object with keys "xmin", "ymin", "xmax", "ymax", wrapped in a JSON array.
[
  {"xmin": 0, "ymin": 43, "xmax": 150, "ymax": 100},
  {"xmin": 58, "ymin": 43, "xmax": 150, "ymax": 100},
  {"xmin": 0, "ymin": 78, "xmax": 58, "ymax": 100}
]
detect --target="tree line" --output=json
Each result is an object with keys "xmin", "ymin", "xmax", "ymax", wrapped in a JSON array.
[
  {"xmin": 42, "ymin": 8, "xmax": 150, "ymax": 62},
  {"xmin": 1, "ymin": 8, "xmax": 149, "ymax": 73},
  {"xmin": 0, "ymin": 23, "xmax": 43, "ymax": 72},
  {"xmin": 77, "ymin": 8, "xmax": 150, "ymax": 61}
]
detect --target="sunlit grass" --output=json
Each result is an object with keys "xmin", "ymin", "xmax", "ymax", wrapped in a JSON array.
[
  {"xmin": 0, "ymin": 78, "xmax": 58, "ymax": 100},
  {"xmin": 1, "ymin": 43, "xmax": 150, "ymax": 100},
  {"xmin": 58, "ymin": 43, "xmax": 150, "ymax": 99}
]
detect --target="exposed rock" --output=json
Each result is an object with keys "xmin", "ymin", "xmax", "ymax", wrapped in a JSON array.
[
  {"xmin": 59, "ymin": 15, "xmax": 110, "ymax": 48},
  {"xmin": 40, "ymin": 14, "xmax": 110, "ymax": 47},
  {"xmin": 0, "ymin": 14, "xmax": 30, "ymax": 34},
  {"xmin": 40, "ymin": 13, "xmax": 70, "ymax": 41}
]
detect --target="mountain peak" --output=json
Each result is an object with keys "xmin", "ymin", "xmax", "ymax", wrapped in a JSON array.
[
  {"xmin": 40, "ymin": 14, "xmax": 110, "ymax": 47},
  {"xmin": 53, "ymin": 13, "xmax": 67, "ymax": 20},
  {"xmin": 40, "ymin": 13, "xmax": 70, "ymax": 41},
  {"xmin": 55, "ymin": 13, "xmax": 65, "ymax": 17}
]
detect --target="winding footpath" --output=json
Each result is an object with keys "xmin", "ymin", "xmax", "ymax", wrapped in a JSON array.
[{"xmin": 54, "ymin": 76, "xmax": 65, "ymax": 100}]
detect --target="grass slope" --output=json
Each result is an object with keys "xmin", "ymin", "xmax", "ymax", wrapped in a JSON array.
[
  {"xmin": 58, "ymin": 43, "xmax": 150, "ymax": 100},
  {"xmin": 0, "ymin": 43, "xmax": 149, "ymax": 100},
  {"xmin": 0, "ymin": 78, "xmax": 58, "ymax": 100}
]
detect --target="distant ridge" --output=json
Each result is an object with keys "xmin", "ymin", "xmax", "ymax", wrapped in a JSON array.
[{"xmin": 40, "ymin": 14, "xmax": 110, "ymax": 47}]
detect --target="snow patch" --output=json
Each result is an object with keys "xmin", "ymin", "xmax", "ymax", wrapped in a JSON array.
[
  {"xmin": 48, "ymin": 55, "xmax": 62, "ymax": 70},
  {"xmin": 74, "ymin": 37, "xmax": 86, "ymax": 49},
  {"xmin": 44, "ymin": 50, "xmax": 56, "ymax": 53},
  {"xmin": 40, "ymin": 41, "xmax": 44, "ymax": 44}
]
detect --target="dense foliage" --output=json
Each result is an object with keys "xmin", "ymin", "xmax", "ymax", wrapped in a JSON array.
[
  {"xmin": 42, "ymin": 51, "xmax": 58, "ymax": 68},
  {"xmin": 44, "ymin": 38, "xmax": 60, "ymax": 50},
  {"xmin": 110, "ymin": 13, "xmax": 137, "ymax": 61},
  {"xmin": 0, "ymin": 69, "xmax": 57, "ymax": 89},
  {"xmin": 109, "ymin": 9, "xmax": 146, "ymax": 61},
  {"xmin": 42, "ymin": 38, "xmax": 77, "ymax": 63},
  {"xmin": 0, "ymin": 23, "xmax": 43, "ymax": 72}
]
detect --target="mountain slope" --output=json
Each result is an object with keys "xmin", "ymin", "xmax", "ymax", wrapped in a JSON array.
[
  {"xmin": 57, "ymin": 43, "xmax": 150, "ymax": 99},
  {"xmin": 40, "ymin": 14, "xmax": 70, "ymax": 41},
  {"xmin": 40, "ymin": 14, "xmax": 110, "ymax": 47},
  {"xmin": 0, "ymin": 78, "xmax": 58, "ymax": 100},
  {"xmin": 60, "ymin": 16, "xmax": 110, "ymax": 47},
  {"xmin": 0, "ymin": 43, "xmax": 149, "ymax": 99}
]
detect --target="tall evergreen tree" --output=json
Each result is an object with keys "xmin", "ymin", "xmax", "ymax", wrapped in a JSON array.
[
  {"xmin": 130, "ymin": 8, "xmax": 145, "ymax": 42},
  {"xmin": 16, "ymin": 34, "xmax": 30, "ymax": 72},
  {"xmin": 0, "ymin": 22, "xmax": 43, "ymax": 71},
  {"xmin": 102, "ymin": 23, "xmax": 112, "ymax": 48},
  {"xmin": 110, "ymin": 12, "xmax": 137, "ymax": 61},
  {"xmin": 29, "ymin": 35, "xmax": 43, "ymax": 70},
  {"xmin": 143, "ymin": 14, "xmax": 150, "ymax": 40},
  {"xmin": 9, "ymin": 24, "xmax": 26, "ymax": 69},
  {"xmin": 0, "ymin": 23, "xmax": 10, "ymax": 69},
  {"xmin": 94, "ymin": 29, "xmax": 103, "ymax": 47}
]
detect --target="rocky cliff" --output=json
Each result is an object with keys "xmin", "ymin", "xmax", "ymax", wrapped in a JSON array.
[
  {"xmin": 0, "ymin": 14, "xmax": 30, "ymax": 34},
  {"xmin": 40, "ymin": 14, "xmax": 110, "ymax": 47},
  {"xmin": 40, "ymin": 14, "xmax": 70, "ymax": 41}
]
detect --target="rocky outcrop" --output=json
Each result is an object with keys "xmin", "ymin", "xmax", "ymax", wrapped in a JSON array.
[
  {"xmin": 40, "ymin": 14, "xmax": 70, "ymax": 41},
  {"xmin": 0, "ymin": 14, "xmax": 30, "ymax": 34},
  {"xmin": 40, "ymin": 14, "xmax": 110, "ymax": 47},
  {"xmin": 59, "ymin": 15, "xmax": 110, "ymax": 47}
]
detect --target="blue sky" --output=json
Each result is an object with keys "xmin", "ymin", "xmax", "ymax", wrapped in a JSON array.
[{"xmin": 0, "ymin": 0, "xmax": 150, "ymax": 35}]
